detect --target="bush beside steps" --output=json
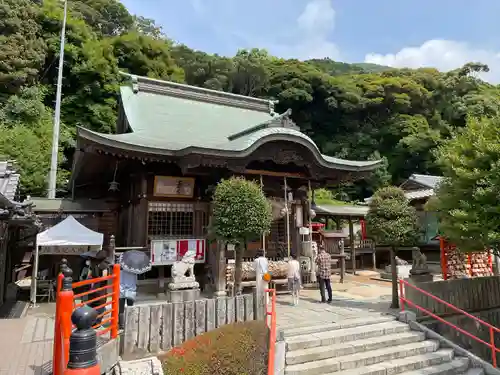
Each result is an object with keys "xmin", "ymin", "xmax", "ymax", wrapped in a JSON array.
[{"xmin": 159, "ymin": 320, "xmax": 269, "ymax": 375}]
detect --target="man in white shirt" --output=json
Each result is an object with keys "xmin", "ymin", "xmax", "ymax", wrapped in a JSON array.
[
  {"xmin": 287, "ymin": 254, "xmax": 301, "ymax": 306},
  {"xmin": 254, "ymin": 250, "xmax": 269, "ymax": 304}
]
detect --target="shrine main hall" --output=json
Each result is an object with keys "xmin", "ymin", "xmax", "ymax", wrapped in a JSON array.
[{"xmin": 53, "ymin": 74, "xmax": 380, "ymax": 295}]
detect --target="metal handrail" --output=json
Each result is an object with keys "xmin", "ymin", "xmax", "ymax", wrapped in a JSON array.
[
  {"xmin": 399, "ymin": 279, "xmax": 499, "ymax": 366},
  {"xmin": 265, "ymin": 288, "xmax": 277, "ymax": 375}
]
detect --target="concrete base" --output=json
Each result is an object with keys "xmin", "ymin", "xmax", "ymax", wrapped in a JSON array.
[
  {"xmin": 382, "ymin": 265, "xmax": 412, "ymax": 280},
  {"xmin": 97, "ymin": 337, "xmax": 120, "ymax": 375},
  {"xmin": 167, "ymin": 288, "xmax": 201, "ymax": 302},
  {"xmin": 408, "ymin": 272, "xmax": 433, "ymax": 283}
]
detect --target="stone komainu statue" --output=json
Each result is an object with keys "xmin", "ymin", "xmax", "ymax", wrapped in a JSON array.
[{"xmin": 411, "ymin": 247, "xmax": 428, "ymax": 272}]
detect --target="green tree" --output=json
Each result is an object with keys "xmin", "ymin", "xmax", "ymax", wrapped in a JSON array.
[
  {"xmin": 0, "ymin": 86, "xmax": 70, "ymax": 196},
  {"xmin": 0, "ymin": 0, "xmax": 46, "ymax": 95},
  {"xmin": 212, "ymin": 177, "xmax": 272, "ymax": 294},
  {"xmin": 434, "ymin": 116, "xmax": 500, "ymax": 255},
  {"xmin": 365, "ymin": 186, "xmax": 420, "ymax": 308},
  {"xmin": 111, "ymin": 32, "xmax": 184, "ymax": 82},
  {"xmin": 70, "ymin": 0, "xmax": 134, "ymax": 36}
]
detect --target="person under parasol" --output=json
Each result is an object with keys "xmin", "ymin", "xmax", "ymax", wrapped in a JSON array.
[{"xmin": 117, "ymin": 250, "xmax": 152, "ymax": 329}]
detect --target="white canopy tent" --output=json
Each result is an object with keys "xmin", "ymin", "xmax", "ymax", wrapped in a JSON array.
[{"xmin": 31, "ymin": 215, "xmax": 104, "ymax": 305}]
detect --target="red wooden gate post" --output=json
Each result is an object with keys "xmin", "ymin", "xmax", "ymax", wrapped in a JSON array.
[
  {"xmin": 111, "ymin": 263, "xmax": 120, "ymax": 339},
  {"xmin": 59, "ymin": 265, "xmax": 75, "ymax": 368},
  {"xmin": 52, "ymin": 259, "xmax": 67, "ymax": 375}
]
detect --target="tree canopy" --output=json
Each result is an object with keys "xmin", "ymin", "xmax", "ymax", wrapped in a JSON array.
[
  {"xmin": 432, "ymin": 116, "xmax": 500, "ymax": 254},
  {"xmin": 2, "ymin": 0, "xmax": 500, "ymax": 199},
  {"xmin": 365, "ymin": 186, "xmax": 420, "ymax": 307},
  {"xmin": 212, "ymin": 177, "xmax": 272, "ymax": 293},
  {"xmin": 212, "ymin": 177, "xmax": 272, "ymax": 243},
  {"xmin": 365, "ymin": 186, "xmax": 420, "ymax": 248}
]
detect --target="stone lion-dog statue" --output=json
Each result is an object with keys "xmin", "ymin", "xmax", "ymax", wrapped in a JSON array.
[{"xmin": 171, "ymin": 248, "xmax": 196, "ymax": 282}]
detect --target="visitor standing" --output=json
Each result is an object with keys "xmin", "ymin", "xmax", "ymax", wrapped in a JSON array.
[
  {"xmin": 254, "ymin": 250, "xmax": 269, "ymax": 304},
  {"xmin": 78, "ymin": 259, "xmax": 92, "ymax": 301},
  {"xmin": 287, "ymin": 254, "xmax": 301, "ymax": 306},
  {"xmin": 315, "ymin": 247, "xmax": 332, "ymax": 303},
  {"xmin": 88, "ymin": 251, "xmax": 109, "ymax": 326},
  {"xmin": 119, "ymin": 268, "xmax": 137, "ymax": 329}
]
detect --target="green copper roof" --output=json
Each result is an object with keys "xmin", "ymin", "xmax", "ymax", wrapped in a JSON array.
[{"xmin": 77, "ymin": 74, "xmax": 381, "ymax": 172}]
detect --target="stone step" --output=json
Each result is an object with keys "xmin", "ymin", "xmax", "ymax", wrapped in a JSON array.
[
  {"xmin": 459, "ymin": 369, "xmax": 485, "ymax": 375},
  {"xmin": 282, "ymin": 315, "xmax": 396, "ymax": 338},
  {"xmin": 399, "ymin": 357, "xmax": 470, "ymax": 374},
  {"xmin": 286, "ymin": 331, "xmax": 426, "ymax": 365},
  {"xmin": 323, "ymin": 349, "xmax": 455, "ymax": 375},
  {"xmin": 285, "ymin": 340, "xmax": 441, "ymax": 375},
  {"xmin": 286, "ymin": 320, "xmax": 410, "ymax": 351}
]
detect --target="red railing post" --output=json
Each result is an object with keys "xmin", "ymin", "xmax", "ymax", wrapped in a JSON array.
[
  {"xmin": 60, "ymin": 266, "xmax": 75, "ymax": 368},
  {"xmin": 53, "ymin": 271, "xmax": 65, "ymax": 375},
  {"xmin": 266, "ymin": 288, "xmax": 277, "ymax": 375},
  {"xmin": 490, "ymin": 327, "xmax": 497, "ymax": 367},
  {"xmin": 64, "ymin": 305, "xmax": 101, "ymax": 375},
  {"xmin": 111, "ymin": 264, "xmax": 120, "ymax": 338},
  {"xmin": 399, "ymin": 279, "xmax": 405, "ymax": 311}
]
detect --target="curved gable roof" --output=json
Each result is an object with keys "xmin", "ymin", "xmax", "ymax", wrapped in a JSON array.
[{"xmin": 77, "ymin": 74, "xmax": 381, "ymax": 172}]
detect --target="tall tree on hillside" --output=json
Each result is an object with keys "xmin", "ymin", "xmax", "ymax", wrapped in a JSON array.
[
  {"xmin": 0, "ymin": 0, "xmax": 46, "ymax": 95},
  {"xmin": 111, "ymin": 32, "xmax": 184, "ymax": 82},
  {"xmin": 433, "ymin": 116, "xmax": 500, "ymax": 255},
  {"xmin": 366, "ymin": 187, "xmax": 420, "ymax": 308},
  {"xmin": 70, "ymin": 0, "xmax": 134, "ymax": 36}
]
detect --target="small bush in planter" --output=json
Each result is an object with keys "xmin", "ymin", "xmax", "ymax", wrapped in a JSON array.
[{"xmin": 160, "ymin": 320, "xmax": 269, "ymax": 375}]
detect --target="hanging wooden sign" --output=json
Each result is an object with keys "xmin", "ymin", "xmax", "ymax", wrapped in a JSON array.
[{"xmin": 153, "ymin": 176, "xmax": 195, "ymax": 198}]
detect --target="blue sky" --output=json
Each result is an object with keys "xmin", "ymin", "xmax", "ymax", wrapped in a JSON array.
[{"xmin": 121, "ymin": 0, "xmax": 500, "ymax": 82}]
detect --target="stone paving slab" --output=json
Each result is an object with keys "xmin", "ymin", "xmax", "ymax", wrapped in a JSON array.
[
  {"xmin": 275, "ymin": 276, "xmax": 394, "ymax": 328},
  {"xmin": 0, "ymin": 315, "xmax": 54, "ymax": 375}
]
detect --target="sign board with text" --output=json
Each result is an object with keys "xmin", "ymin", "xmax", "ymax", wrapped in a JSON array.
[{"xmin": 150, "ymin": 238, "xmax": 206, "ymax": 266}]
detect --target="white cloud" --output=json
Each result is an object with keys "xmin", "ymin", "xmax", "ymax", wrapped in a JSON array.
[
  {"xmin": 185, "ymin": 0, "xmax": 340, "ymax": 61},
  {"xmin": 365, "ymin": 39, "xmax": 500, "ymax": 83},
  {"xmin": 276, "ymin": 0, "xmax": 340, "ymax": 60}
]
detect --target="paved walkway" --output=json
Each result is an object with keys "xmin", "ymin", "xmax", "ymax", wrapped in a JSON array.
[
  {"xmin": 0, "ymin": 274, "xmax": 394, "ymax": 374},
  {"xmin": 0, "ymin": 307, "xmax": 55, "ymax": 375},
  {"xmin": 276, "ymin": 274, "xmax": 395, "ymax": 328}
]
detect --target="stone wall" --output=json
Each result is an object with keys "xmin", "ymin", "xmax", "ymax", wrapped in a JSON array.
[
  {"xmin": 123, "ymin": 292, "xmax": 266, "ymax": 356},
  {"xmin": 404, "ymin": 276, "xmax": 500, "ymax": 363}
]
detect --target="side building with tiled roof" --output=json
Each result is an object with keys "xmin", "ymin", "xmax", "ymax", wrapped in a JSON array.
[
  {"xmin": 0, "ymin": 161, "xmax": 39, "ymax": 307},
  {"xmin": 70, "ymin": 74, "xmax": 381, "ymax": 295}
]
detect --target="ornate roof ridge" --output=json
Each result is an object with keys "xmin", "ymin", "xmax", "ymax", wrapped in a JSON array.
[
  {"xmin": 120, "ymin": 72, "xmax": 277, "ymax": 114},
  {"xmin": 227, "ymin": 108, "xmax": 297, "ymax": 141}
]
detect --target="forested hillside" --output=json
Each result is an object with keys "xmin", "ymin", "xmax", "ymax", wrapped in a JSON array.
[{"xmin": 1, "ymin": 0, "xmax": 500, "ymax": 199}]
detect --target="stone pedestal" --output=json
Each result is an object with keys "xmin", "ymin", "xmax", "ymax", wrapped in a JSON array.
[
  {"xmin": 408, "ymin": 271, "xmax": 433, "ymax": 283},
  {"xmin": 381, "ymin": 265, "xmax": 412, "ymax": 280},
  {"xmin": 167, "ymin": 288, "xmax": 201, "ymax": 303}
]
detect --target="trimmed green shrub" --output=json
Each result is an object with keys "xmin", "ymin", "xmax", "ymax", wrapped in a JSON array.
[{"xmin": 160, "ymin": 320, "xmax": 269, "ymax": 375}]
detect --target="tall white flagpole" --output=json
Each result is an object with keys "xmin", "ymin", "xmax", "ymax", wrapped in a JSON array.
[{"xmin": 47, "ymin": 0, "xmax": 68, "ymax": 199}]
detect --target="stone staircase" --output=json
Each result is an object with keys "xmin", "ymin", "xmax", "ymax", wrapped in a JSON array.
[{"xmin": 282, "ymin": 315, "xmax": 484, "ymax": 375}]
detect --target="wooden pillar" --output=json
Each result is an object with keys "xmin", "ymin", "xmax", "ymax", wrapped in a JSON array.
[
  {"xmin": 260, "ymin": 175, "xmax": 266, "ymax": 256},
  {"xmin": 0, "ymin": 222, "xmax": 8, "ymax": 306},
  {"xmin": 335, "ymin": 217, "xmax": 341, "ymax": 230},
  {"xmin": 348, "ymin": 218, "xmax": 356, "ymax": 275},
  {"xmin": 107, "ymin": 235, "xmax": 115, "ymax": 264},
  {"xmin": 138, "ymin": 173, "xmax": 148, "ymax": 247},
  {"xmin": 339, "ymin": 239, "xmax": 345, "ymax": 284},
  {"xmin": 214, "ymin": 241, "xmax": 227, "ymax": 297},
  {"xmin": 157, "ymin": 266, "xmax": 165, "ymax": 297},
  {"xmin": 439, "ymin": 236, "xmax": 447, "ymax": 280}
]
